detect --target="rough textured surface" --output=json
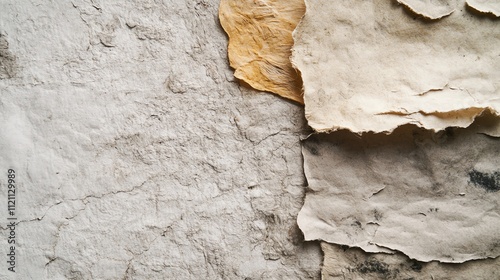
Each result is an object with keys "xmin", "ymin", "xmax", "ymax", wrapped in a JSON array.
[
  {"xmin": 397, "ymin": 0, "xmax": 457, "ymax": 19},
  {"xmin": 219, "ymin": 0, "xmax": 305, "ymax": 104},
  {"xmin": 0, "ymin": 33, "xmax": 17, "ymax": 79},
  {"xmin": 321, "ymin": 242, "xmax": 500, "ymax": 280},
  {"xmin": 292, "ymin": 0, "xmax": 500, "ymax": 134},
  {"xmin": 299, "ymin": 119, "xmax": 500, "ymax": 263},
  {"xmin": 0, "ymin": 0, "xmax": 321, "ymax": 279}
]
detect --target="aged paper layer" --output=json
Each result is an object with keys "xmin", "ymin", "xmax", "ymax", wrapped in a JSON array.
[
  {"xmin": 321, "ymin": 242, "xmax": 500, "ymax": 280},
  {"xmin": 219, "ymin": 0, "xmax": 305, "ymax": 103},
  {"xmin": 299, "ymin": 120, "xmax": 500, "ymax": 263},
  {"xmin": 467, "ymin": 0, "xmax": 500, "ymax": 16},
  {"xmin": 292, "ymin": 0, "xmax": 500, "ymax": 133},
  {"xmin": 396, "ymin": 0, "xmax": 457, "ymax": 19}
]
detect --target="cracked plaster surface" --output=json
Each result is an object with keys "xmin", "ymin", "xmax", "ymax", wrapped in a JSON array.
[{"xmin": 0, "ymin": 0, "xmax": 321, "ymax": 279}]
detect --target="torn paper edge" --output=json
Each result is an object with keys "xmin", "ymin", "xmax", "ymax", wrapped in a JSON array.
[
  {"xmin": 307, "ymin": 107, "xmax": 500, "ymax": 136},
  {"xmin": 396, "ymin": 0, "xmax": 456, "ymax": 20},
  {"xmin": 466, "ymin": 0, "xmax": 500, "ymax": 17},
  {"xmin": 218, "ymin": 0, "xmax": 305, "ymax": 104},
  {"xmin": 299, "ymin": 124, "xmax": 500, "ymax": 263}
]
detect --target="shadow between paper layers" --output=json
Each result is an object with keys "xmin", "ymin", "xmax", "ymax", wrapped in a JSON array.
[
  {"xmin": 293, "ymin": 0, "xmax": 500, "ymax": 271},
  {"xmin": 219, "ymin": 0, "xmax": 500, "ymax": 273},
  {"xmin": 292, "ymin": 0, "xmax": 500, "ymax": 135}
]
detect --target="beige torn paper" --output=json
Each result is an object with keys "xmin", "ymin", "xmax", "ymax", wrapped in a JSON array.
[
  {"xmin": 292, "ymin": 0, "xmax": 500, "ymax": 133},
  {"xmin": 467, "ymin": 0, "xmax": 500, "ymax": 17},
  {"xmin": 321, "ymin": 242, "xmax": 500, "ymax": 279},
  {"xmin": 219, "ymin": 0, "xmax": 305, "ymax": 103},
  {"xmin": 299, "ymin": 118, "xmax": 500, "ymax": 263},
  {"xmin": 397, "ymin": 0, "xmax": 457, "ymax": 19}
]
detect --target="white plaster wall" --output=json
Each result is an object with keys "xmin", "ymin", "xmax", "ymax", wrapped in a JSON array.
[{"xmin": 0, "ymin": 1, "xmax": 321, "ymax": 279}]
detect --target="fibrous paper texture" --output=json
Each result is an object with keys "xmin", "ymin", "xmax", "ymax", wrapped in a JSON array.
[
  {"xmin": 292, "ymin": 0, "xmax": 500, "ymax": 133},
  {"xmin": 321, "ymin": 242, "xmax": 500, "ymax": 280},
  {"xmin": 219, "ymin": 0, "xmax": 305, "ymax": 103},
  {"xmin": 299, "ymin": 119, "xmax": 500, "ymax": 263}
]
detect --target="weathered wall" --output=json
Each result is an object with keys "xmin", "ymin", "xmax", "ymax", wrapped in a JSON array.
[{"xmin": 0, "ymin": 0, "xmax": 321, "ymax": 279}]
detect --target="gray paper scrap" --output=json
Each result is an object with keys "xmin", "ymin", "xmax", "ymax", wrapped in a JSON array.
[{"xmin": 299, "ymin": 120, "xmax": 500, "ymax": 262}]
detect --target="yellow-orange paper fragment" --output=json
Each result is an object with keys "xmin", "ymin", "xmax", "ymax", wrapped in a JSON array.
[{"xmin": 219, "ymin": 0, "xmax": 305, "ymax": 104}]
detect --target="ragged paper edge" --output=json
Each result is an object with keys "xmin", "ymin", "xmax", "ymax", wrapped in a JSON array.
[
  {"xmin": 297, "ymin": 204, "xmax": 396, "ymax": 255},
  {"xmin": 396, "ymin": 0, "xmax": 456, "ymax": 20},
  {"xmin": 218, "ymin": 0, "xmax": 305, "ymax": 104},
  {"xmin": 466, "ymin": 0, "xmax": 500, "ymax": 17},
  {"xmin": 320, "ymin": 242, "xmax": 500, "ymax": 279},
  {"xmin": 380, "ymin": 107, "xmax": 500, "ymax": 136},
  {"xmin": 308, "ymin": 107, "xmax": 500, "ymax": 137},
  {"xmin": 291, "ymin": 0, "xmax": 500, "ymax": 136},
  {"xmin": 298, "ymin": 116, "xmax": 500, "ymax": 263}
]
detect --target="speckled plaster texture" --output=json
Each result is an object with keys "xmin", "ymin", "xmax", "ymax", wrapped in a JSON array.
[{"xmin": 0, "ymin": 0, "xmax": 321, "ymax": 279}]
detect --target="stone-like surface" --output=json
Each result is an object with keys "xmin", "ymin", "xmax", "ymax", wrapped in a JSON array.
[
  {"xmin": 0, "ymin": 1, "xmax": 320, "ymax": 279},
  {"xmin": 0, "ymin": 33, "xmax": 17, "ymax": 79}
]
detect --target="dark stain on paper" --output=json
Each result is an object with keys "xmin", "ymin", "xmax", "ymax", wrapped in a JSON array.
[
  {"xmin": 308, "ymin": 146, "xmax": 320, "ymax": 156},
  {"xmin": 469, "ymin": 170, "xmax": 500, "ymax": 192},
  {"xmin": 410, "ymin": 261, "xmax": 423, "ymax": 272},
  {"xmin": 303, "ymin": 139, "xmax": 321, "ymax": 156},
  {"xmin": 356, "ymin": 259, "xmax": 390, "ymax": 275}
]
